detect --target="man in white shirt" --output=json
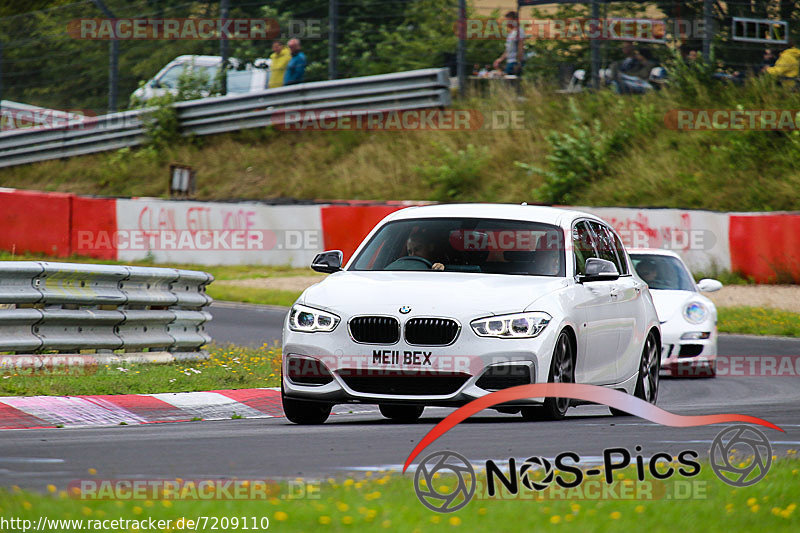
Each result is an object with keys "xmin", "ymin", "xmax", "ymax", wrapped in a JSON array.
[{"xmin": 493, "ymin": 11, "xmax": 526, "ymax": 75}]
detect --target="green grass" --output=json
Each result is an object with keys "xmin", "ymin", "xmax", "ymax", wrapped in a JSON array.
[
  {"xmin": 205, "ymin": 285, "xmax": 302, "ymax": 307},
  {"xmin": 0, "ymin": 344, "xmax": 281, "ymax": 397},
  {"xmin": 1, "ymin": 458, "xmax": 798, "ymax": 531},
  {"xmin": 717, "ymin": 306, "xmax": 800, "ymax": 338}
]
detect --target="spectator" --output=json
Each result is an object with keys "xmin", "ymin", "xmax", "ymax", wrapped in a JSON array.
[
  {"xmin": 268, "ymin": 40, "xmax": 291, "ymax": 89},
  {"xmin": 609, "ymin": 42, "xmax": 637, "ymax": 80},
  {"xmin": 284, "ymin": 38, "xmax": 307, "ymax": 85},
  {"xmin": 765, "ymin": 39, "xmax": 800, "ymax": 88},
  {"xmin": 493, "ymin": 11, "xmax": 526, "ymax": 76},
  {"xmin": 628, "ymin": 46, "xmax": 655, "ymax": 79},
  {"xmin": 760, "ymin": 48, "xmax": 777, "ymax": 70},
  {"xmin": 610, "ymin": 45, "xmax": 655, "ymax": 94}
]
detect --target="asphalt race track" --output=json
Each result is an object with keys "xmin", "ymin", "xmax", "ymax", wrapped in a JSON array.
[{"xmin": 2, "ymin": 302, "xmax": 800, "ymax": 491}]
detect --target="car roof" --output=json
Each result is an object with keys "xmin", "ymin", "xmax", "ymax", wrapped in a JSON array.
[
  {"xmin": 628, "ymin": 248, "xmax": 683, "ymax": 259},
  {"xmin": 382, "ymin": 203, "xmax": 605, "ymax": 226}
]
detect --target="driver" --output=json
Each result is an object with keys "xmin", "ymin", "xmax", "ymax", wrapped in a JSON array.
[
  {"xmin": 406, "ymin": 231, "xmax": 445, "ymax": 271},
  {"xmin": 636, "ymin": 258, "xmax": 659, "ymax": 286}
]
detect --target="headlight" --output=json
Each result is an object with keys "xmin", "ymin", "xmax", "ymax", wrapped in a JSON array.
[
  {"xmin": 471, "ymin": 312, "xmax": 551, "ymax": 338},
  {"xmin": 683, "ymin": 302, "xmax": 708, "ymax": 324},
  {"xmin": 288, "ymin": 304, "xmax": 340, "ymax": 333}
]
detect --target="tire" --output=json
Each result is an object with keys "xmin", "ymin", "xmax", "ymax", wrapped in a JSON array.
[
  {"xmin": 282, "ymin": 384, "xmax": 332, "ymax": 425},
  {"xmin": 379, "ymin": 404, "xmax": 424, "ymax": 423},
  {"xmin": 610, "ymin": 330, "xmax": 660, "ymax": 416},
  {"xmin": 521, "ymin": 330, "xmax": 574, "ymax": 421}
]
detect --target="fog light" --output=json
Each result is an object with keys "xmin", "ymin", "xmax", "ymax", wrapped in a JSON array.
[{"xmin": 680, "ymin": 331, "xmax": 711, "ymax": 340}]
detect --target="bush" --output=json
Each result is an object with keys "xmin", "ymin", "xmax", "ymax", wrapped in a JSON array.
[{"xmin": 415, "ymin": 143, "xmax": 490, "ymax": 202}]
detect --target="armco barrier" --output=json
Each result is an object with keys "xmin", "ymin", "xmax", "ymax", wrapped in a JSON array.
[
  {"xmin": 0, "ymin": 262, "xmax": 213, "ymax": 366},
  {"xmin": 0, "ymin": 186, "xmax": 799, "ymax": 282},
  {"xmin": 0, "ymin": 69, "xmax": 451, "ymax": 168}
]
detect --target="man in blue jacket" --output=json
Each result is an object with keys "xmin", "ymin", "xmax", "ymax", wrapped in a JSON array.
[{"xmin": 284, "ymin": 38, "xmax": 307, "ymax": 85}]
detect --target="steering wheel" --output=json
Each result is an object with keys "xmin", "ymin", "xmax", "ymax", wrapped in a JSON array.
[{"xmin": 385, "ymin": 256, "xmax": 434, "ymax": 270}]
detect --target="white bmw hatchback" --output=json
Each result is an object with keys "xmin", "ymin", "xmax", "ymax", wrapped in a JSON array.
[
  {"xmin": 282, "ymin": 204, "xmax": 661, "ymax": 424},
  {"xmin": 628, "ymin": 249, "xmax": 722, "ymax": 378}
]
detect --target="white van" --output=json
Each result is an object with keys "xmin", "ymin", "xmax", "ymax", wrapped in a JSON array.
[{"xmin": 131, "ymin": 55, "xmax": 270, "ymax": 104}]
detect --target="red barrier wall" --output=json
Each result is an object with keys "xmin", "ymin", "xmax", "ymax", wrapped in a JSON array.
[
  {"xmin": 70, "ymin": 196, "xmax": 118, "ymax": 260},
  {"xmin": 729, "ymin": 214, "xmax": 800, "ymax": 282},
  {"xmin": 0, "ymin": 189, "xmax": 72, "ymax": 256},
  {"xmin": 320, "ymin": 205, "xmax": 409, "ymax": 262}
]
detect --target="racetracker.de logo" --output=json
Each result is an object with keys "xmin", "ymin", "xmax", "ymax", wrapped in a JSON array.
[
  {"xmin": 271, "ymin": 109, "xmax": 526, "ymax": 131},
  {"xmin": 458, "ymin": 18, "xmax": 710, "ymax": 42},
  {"xmin": 665, "ymin": 109, "xmax": 800, "ymax": 131},
  {"xmin": 67, "ymin": 18, "xmax": 306, "ymax": 40}
]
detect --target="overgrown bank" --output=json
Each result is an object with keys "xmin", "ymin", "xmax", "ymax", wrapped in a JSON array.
[{"xmin": 2, "ymin": 80, "xmax": 800, "ymax": 211}]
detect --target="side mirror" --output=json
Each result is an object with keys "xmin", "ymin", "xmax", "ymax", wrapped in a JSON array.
[
  {"xmin": 311, "ymin": 250, "xmax": 343, "ymax": 274},
  {"xmin": 579, "ymin": 258, "xmax": 620, "ymax": 283},
  {"xmin": 150, "ymin": 79, "xmax": 161, "ymax": 89},
  {"xmin": 697, "ymin": 278, "xmax": 723, "ymax": 292}
]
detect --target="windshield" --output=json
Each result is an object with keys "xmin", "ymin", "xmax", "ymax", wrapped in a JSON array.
[
  {"xmin": 630, "ymin": 254, "xmax": 696, "ymax": 291},
  {"xmin": 350, "ymin": 218, "xmax": 566, "ymax": 276}
]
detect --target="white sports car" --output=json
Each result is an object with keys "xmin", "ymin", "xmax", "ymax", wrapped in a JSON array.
[
  {"xmin": 282, "ymin": 204, "xmax": 661, "ymax": 424},
  {"xmin": 628, "ymin": 249, "xmax": 722, "ymax": 378}
]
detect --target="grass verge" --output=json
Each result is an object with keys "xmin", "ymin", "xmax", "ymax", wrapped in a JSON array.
[
  {"xmin": 1, "ymin": 458, "xmax": 798, "ymax": 531},
  {"xmin": 205, "ymin": 285, "xmax": 302, "ymax": 307},
  {"xmin": 717, "ymin": 306, "xmax": 800, "ymax": 338},
  {"xmin": 2, "ymin": 81, "xmax": 800, "ymax": 212},
  {"xmin": 0, "ymin": 344, "xmax": 281, "ymax": 397}
]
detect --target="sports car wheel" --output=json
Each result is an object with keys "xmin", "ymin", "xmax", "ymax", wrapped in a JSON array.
[
  {"xmin": 282, "ymin": 384, "xmax": 332, "ymax": 425},
  {"xmin": 522, "ymin": 330, "xmax": 574, "ymax": 421},
  {"xmin": 611, "ymin": 330, "xmax": 660, "ymax": 416},
  {"xmin": 379, "ymin": 404, "xmax": 424, "ymax": 422},
  {"xmin": 635, "ymin": 331, "xmax": 660, "ymax": 404}
]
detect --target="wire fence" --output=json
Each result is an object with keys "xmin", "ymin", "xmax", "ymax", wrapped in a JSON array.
[{"xmin": 0, "ymin": 1, "xmax": 797, "ymax": 117}]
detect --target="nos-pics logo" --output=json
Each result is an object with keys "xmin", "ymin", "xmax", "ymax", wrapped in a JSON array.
[
  {"xmin": 413, "ymin": 424, "xmax": 772, "ymax": 512},
  {"xmin": 413, "ymin": 451, "xmax": 476, "ymax": 513}
]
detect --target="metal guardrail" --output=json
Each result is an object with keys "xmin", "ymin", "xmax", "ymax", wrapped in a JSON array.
[
  {"xmin": 0, "ymin": 262, "xmax": 213, "ymax": 365},
  {"xmin": 0, "ymin": 68, "xmax": 451, "ymax": 168}
]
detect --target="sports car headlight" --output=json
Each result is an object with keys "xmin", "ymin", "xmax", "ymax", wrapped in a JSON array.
[
  {"xmin": 471, "ymin": 312, "xmax": 551, "ymax": 338},
  {"xmin": 683, "ymin": 302, "xmax": 708, "ymax": 324},
  {"xmin": 289, "ymin": 304, "xmax": 340, "ymax": 333}
]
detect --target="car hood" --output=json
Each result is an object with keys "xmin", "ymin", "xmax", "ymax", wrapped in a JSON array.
[
  {"xmin": 650, "ymin": 289, "xmax": 712, "ymax": 322},
  {"xmin": 300, "ymin": 271, "xmax": 568, "ymax": 317}
]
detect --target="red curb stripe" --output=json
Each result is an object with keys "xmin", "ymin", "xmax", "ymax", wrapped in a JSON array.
[
  {"xmin": 79, "ymin": 394, "xmax": 192, "ymax": 422},
  {"xmin": 212, "ymin": 389, "xmax": 283, "ymax": 417},
  {"xmin": 0, "ymin": 401, "xmax": 56, "ymax": 429}
]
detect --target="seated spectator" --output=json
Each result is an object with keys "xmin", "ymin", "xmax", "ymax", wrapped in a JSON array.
[
  {"xmin": 609, "ymin": 43, "xmax": 638, "ymax": 81},
  {"xmin": 628, "ymin": 47, "xmax": 655, "ymax": 79},
  {"xmin": 761, "ymin": 48, "xmax": 777, "ymax": 70},
  {"xmin": 765, "ymin": 39, "xmax": 800, "ymax": 88},
  {"xmin": 611, "ymin": 45, "xmax": 655, "ymax": 94}
]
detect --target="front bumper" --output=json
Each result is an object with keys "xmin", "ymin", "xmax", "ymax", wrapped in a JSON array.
[
  {"xmin": 659, "ymin": 319, "xmax": 717, "ymax": 377},
  {"xmin": 282, "ymin": 316, "xmax": 559, "ymax": 406}
]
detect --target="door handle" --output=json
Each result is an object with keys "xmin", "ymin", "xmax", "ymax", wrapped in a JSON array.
[{"xmin": 610, "ymin": 288, "xmax": 620, "ymax": 300}]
